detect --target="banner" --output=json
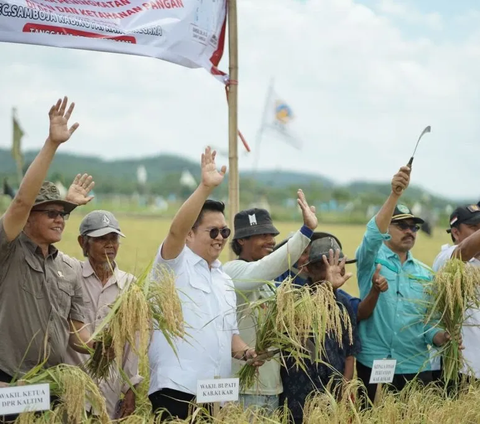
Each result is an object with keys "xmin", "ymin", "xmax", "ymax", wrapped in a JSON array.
[{"xmin": 0, "ymin": 0, "xmax": 227, "ymax": 76}]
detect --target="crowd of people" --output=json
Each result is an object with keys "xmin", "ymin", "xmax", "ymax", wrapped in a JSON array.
[{"xmin": 1, "ymin": 97, "xmax": 479, "ymax": 423}]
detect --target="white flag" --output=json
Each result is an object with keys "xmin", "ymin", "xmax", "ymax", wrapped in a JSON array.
[
  {"xmin": 0, "ymin": 0, "xmax": 227, "ymax": 77},
  {"xmin": 264, "ymin": 90, "xmax": 302, "ymax": 149}
]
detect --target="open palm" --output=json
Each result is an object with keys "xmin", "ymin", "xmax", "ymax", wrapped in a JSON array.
[
  {"xmin": 322, "ymin": 249, "xmax": 352, "ymax": 289},
  {"xmin": 48, "ymin": 96, "xmax": 79, "ymax": 145},
  {"xmin": 201, "ymin": 146, "xmax": 226, "ymax": 188},
  {"xmin": 66, "ymin": 174, "xmax": 95, "ymax": 205}
]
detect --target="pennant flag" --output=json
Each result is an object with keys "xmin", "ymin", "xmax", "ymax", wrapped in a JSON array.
[
  {"xmin": 264, "ymin": 91, "xmax": 302, "ymax": 149},
  {"xmin": 12, "ymin": 109, "xmax": 25, "ymax": 180}
]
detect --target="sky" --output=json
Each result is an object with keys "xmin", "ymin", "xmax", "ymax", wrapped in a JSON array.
[{"xmin": 0, "ymin": 0, "xmax": 479, "ymax": 200}]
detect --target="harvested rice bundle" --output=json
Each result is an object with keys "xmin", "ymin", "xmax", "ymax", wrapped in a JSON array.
[
  {"xmin": 17, "ymin": 364, "xmax": 108, "ymax": 424},
  {"xmin": 87, "ymin": 263, "xmax": 185, "ymax": 380},
  {"xmin": 238, "ymin": 277, "xmax": 352, "ymax": 390},
  {"xmin": 426, "ymin": 258, "xmax": 480, "ymax": 383}
]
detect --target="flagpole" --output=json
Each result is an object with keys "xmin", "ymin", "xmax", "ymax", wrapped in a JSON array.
[
  {"xmin": 252, "ymin": 78, "xmax": 274, "ymax": 175},
  {"xmin": 227, "ymin": 0, "xmax": 239, "ymax": 261},
  {"xmin": 12, "ymin": 108, "xmax": 24, "ymax": 184}
]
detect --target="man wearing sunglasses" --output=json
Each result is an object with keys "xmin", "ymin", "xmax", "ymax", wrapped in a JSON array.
[
  {"xmin": 148, "ymin": 147, "xmax": 262, "ymax": 421},
  {"xmin": 432, "ymin": 204, "xmax": 480, "ymax": 382},
  {"xmin": 354, "ymin": 166, "xmax": 451, "ymax": 403},
  {"xmin": 0, "ymin": 97, "xmax": 98, "ymax": 422},
  {"xmin": 223, "ymin": 189, "xmax": 317, "ymax": 412}
]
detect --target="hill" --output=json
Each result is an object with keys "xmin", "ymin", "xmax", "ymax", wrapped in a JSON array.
[{"xmin": 0, "ymin": 148, "xmax": 458, "ymax": 212}]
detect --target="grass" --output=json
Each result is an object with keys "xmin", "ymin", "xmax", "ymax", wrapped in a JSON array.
[{"xmin": 58, "ymin": 213, "xmax": 452, "ymax": 297}]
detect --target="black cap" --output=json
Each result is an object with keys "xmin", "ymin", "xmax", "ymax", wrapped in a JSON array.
[
  {"xmin": 308, "ymin": 236, "xmax": 357, "ymax": 265},
  {"xmin": 391, "ymin": 204, "xmax": 424, "ymax": 225},
  {"xmin": 447, "ymin": 204, "xmax": 480, "ymax": 233},
  {"xmin": 232, "ymin": 208, "xmax": 280, "ymax": 240}
]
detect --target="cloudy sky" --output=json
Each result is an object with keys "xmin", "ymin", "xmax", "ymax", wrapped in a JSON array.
[{"xmin": 0, "ymin": 0, "xmax": 479, "ymax": 200}]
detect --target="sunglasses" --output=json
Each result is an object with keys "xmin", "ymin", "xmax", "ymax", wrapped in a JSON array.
[
  {"xmin": 393, "ymin": 222, "xmax": 420, "ymax": 233},
  {"xmin": 32, "ymin": 209, "xmax": 70, "ymax": 220},
  {"xmin": 205, "ymin": 227, "xmax": 231, "ymax": 239}
]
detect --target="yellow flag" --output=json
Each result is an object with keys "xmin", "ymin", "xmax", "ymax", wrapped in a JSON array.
[{"xmin": 12, "ymin": 110, "xmax": 24, "ymax": 177}]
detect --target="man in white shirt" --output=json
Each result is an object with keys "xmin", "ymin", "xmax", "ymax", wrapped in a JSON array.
[
  {"xmin": 433, "ymin": 204, "xmax": 480, "ymax": 380},
  {"xmin": 224, "ymin": 190, "xmax": 317, "ymax": 412},
  {"xmin": 148, "ymin": 147, "xmax": 262, "ymax": 420}
]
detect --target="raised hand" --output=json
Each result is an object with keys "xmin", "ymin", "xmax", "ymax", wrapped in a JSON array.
[
  {"xmin": 372, "ymin": 264, "xmax": 388, "ymax": 293},
  {"xmin": 66, "ymin": 174, "xmax": 95, "ymax": 205},
  {"xmin": 322, "ymin": 249, "xmax": 353, "ymax": 289},
  {"xmin": 392, "ymin": 166, "xmax": 411, "ymax": 196},
  {"xmin": 201, "ymin": 146, "xmax": 227, "ymax": 189},
  {"xmin": 297, "ymin": 189, "xmax": 318, "ymax": 230},
  {"xmin": 48, "ymin": 96, "xmax": 79, "ymax": 145}
]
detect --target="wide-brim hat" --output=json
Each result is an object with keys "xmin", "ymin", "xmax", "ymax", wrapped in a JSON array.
[
  {"xmin": 391, "ymin": 204, "xmax": 424, "ymax": 225},
  {"xmin": 33, "ymin": 181, "xmax": 77, "ymax": 213},
  {"xmin": 233, "ymin": 208, "xmax": 280, "ymax": 240}
]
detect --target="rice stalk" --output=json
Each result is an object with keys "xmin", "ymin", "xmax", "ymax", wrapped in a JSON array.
[
  {"xmin": 426, "ymin": 258, "xmax": 480, "ymax": 384},
  {"xmin": 17, "ymin": 364, "xmax": 109, "ymax": 424},
  {"xmin": 238, "ymin": 277, "xmax": 352, "ymax": 390},
  {"xmin": 86, "ymin": 263, "xmax": 185, "ymax": 381}
]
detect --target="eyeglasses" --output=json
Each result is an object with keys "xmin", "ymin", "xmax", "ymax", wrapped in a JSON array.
[
  {"xmin": 32, "ymin": 210, "xmax": 70, "ymax": 220},
  {"xmin": 206, "ymin": 227, "xmax": 231, "ymax": 239},
  {"xmin": 393, "ymin": 222, "xmax": 420, "ymax": 233}
]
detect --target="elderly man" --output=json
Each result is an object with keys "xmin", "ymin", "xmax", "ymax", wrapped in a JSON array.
[
  {"xmin": 432, "ymin": 204, "xmax": 480, "ymax": 381},
  {"xmin": 355, "ymin": 166, "xmax": 451, "ymax": 402},
  {"xmin": 148, "ymin": 147, "xmax": 261, "ymax": 420},
  {"xmin": 0, "ymin": 98, "xmax": 95, "ymax": 422},
  {"xmin": 280, "ymin": 237, "xmax": 361, "ymax": 424},
  {"xmin": 223, "ymin": 194, "xmax": 317, "ymax": 412},
  {"xmin": 64, "ymin": 209, "xmax": 142, "ymax": 419}
]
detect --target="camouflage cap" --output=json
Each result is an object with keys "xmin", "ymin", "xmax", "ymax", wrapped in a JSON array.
[
  {"xmin": 308, "ymin": 236, "xmax": 357, "ymax": 265},
  {"xmin": 80, "ymin": 210, "xmax": 125, "ymax": 238},
  {"xmin": 33, "ymin": 181, "xmax": 78, "ymax": 213}
]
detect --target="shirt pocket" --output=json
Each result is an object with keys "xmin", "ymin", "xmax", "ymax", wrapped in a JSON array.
[
  {"xmin": 22, "ymin": 255, "xmax": 45, "ymax": 299},
  {"xmin": 404, "ymin": 279, "xmax": 427, "ymax": 317},
  {"xmin": 56, "ymin": 280, "xmax": 74, "ymax": 319}
]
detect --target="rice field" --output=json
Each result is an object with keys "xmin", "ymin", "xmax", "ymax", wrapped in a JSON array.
[{"xmin": 58, "ymin": 212, "xmax": 452, "ymax": 297}]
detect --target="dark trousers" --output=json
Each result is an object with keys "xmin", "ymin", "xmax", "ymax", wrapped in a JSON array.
[
  {"xmin": 149, "ymin": 388, "xmax": 212, "ymax": 422},
  {"xmin": 0, "ymin": 370, "xmax": 18, "ymax": 424},
  {"xmin": 356, "ymin": 361, "xmax": 433, "ymax": 404}
]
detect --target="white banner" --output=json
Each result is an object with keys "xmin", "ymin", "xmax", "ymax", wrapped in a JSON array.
[{"xmin": 0, "ymin": 0, "xmax": 227, "ymax": 76}]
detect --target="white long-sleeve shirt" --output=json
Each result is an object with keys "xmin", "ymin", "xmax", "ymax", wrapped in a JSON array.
[
  {"xmin": 148, "ymin": 245, "xmax": 238, "ymax": 396},
  {"xmin": 223, "ymin": 226, "xmax": 313, "ymax": 395}
]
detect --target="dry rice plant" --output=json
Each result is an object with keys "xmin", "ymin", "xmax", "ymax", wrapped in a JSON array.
[
  {"xmin": 11, "ymin": 379, "xmax": 480, "ymax": 423},
  {"xmin": 16, "ymin": 364, "xmax": 109, "ymax": 424},
  {"xmin": 238, "ymin": 277, "xmax": 353, "ymax": 391},
  {"xmin": 426, "ymin": 258, "xmax": 480, "ymax": 384},
  {"xmin": 87, "ymin": 263, "xmax": 185, "ymax": 380}
]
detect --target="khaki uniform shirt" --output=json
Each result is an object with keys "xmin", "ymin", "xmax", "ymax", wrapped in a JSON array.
[
  {"xmin": 64, "ymin": 259, "xmax": 143, "ymax": 418},
  {"xmin": 0, "ymin": 218, "xmax": 85, "ymax": 377}
]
